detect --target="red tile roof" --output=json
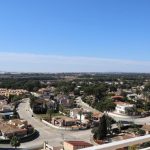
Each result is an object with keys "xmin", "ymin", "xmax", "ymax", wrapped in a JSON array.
[{"xmin": 112, "ymin": 96, "xmax": 124, "ymax": 99}]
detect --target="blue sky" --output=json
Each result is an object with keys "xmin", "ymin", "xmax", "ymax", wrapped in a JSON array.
[{"xmin": 0, "ymin": 0, "xmax": 150, "ymax": 72}]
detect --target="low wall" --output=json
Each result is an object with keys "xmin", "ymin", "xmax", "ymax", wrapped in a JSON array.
[
  {"xmin": 42, "ymin": 119, "xmax": 79, "ymax": 131},
  {"xmin": 20, "ymin": 130, "xmax": 39, "ymax": 143},
  {"xmin": 0, "ymin": 130, "xmax": 39, "ymax": 144},
  {"xmin": 108, "ymin": 112, "xmax": 140, "ymax": 119}
]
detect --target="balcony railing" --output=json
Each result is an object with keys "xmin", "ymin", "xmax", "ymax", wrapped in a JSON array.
[{"xmin": 79, "ymin": 134, "xmax": 150, "ymax": 150}]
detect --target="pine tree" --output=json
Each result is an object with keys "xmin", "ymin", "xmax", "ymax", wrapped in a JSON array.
[{"xmin": 92, "ymin": 114, "xmax": 108, "ymax": 140}]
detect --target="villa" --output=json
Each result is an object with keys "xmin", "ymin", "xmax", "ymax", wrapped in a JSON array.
[
  {"xmin": 0, "ymin": 119, "xmax": 33, "ymax": 138},
  {"xmin": 51, "ymin": 116, "xmax": 77, "ymax": 127},
  {"xmin": 114, "ymin": 101, "xmax": 135, "ymax": 115}
]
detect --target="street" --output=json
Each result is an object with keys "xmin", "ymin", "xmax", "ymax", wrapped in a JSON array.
[{"xmin": 17, "ymin": 99, "xmax": 92, "ymax": 149}]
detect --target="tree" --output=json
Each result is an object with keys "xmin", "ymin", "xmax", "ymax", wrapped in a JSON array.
[
  {"xmin": 59, "ymin": 104, "xmax": 64, "ymax": 113},
  {"xmin": 92, "ymin": 115, "xmax": 108, "ymax": 140},
  {"xmin": 106, "ymin": 115, "xmax": 116, "ymax": 135},
  {"xmin": 79, "ymin": 110, "xmax": 83, "ymax": 123},
  {"xmin": 10, "ymin": 136, "xmax": 20, "ymax": 150},
  {"xmin": 96, "ymin": 99, "xmax": 116, "ymax": 112},
  {"xmin": 29, "ymin": 95, "xmax": 37, "ymax": 108},
  {"xmin": 117, "ymin": 121, "xmax": 123, "ymax": 133},
  {"xmin": 87, "ymin": 112, "xmax": 93, "ymax": 122},
  {"xmin": 47, "ymin": 109, "xmax": 53, "ymax": 123},
  {"xmin": 144, "ymin": 102, "xmax": 150, "ymax": 111},
  {"xmin": 125, "ymin": 107, "xmax": 137, "ymax": 116}
]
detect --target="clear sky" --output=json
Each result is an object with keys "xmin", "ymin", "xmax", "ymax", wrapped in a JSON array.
[{"xmin": 0, "ymin": 0, "xmax": 150, "ymax": 72}]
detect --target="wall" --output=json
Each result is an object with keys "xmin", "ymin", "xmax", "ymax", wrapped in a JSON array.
[{"xmin": 42, "ymin": 119, "xmax": 79, "ymax": 131}]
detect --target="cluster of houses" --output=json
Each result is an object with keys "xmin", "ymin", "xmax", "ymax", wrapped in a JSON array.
[
  {"xmin": 31, "ymin": 87, "xmax": 105, "ymax": 129},
  {"xmin": 49, "ymin": 109, "xmax": 103, "ymax": 129},
  {"xmin": 0, "ymin": 88, "xmax": 28, "ymax": 97},
  {"xmin": 0, "ymin": 96, "xmax": 15, "ymax": 119},
  {"xmin": 0, "ymin": 91, "xmax": 34, "ymax": 140},
  {"xmin": 31, "ymin": 88, "xmax": 75, "ymax": 114},
  {"xmin": 0, "ymin": 119, "xmax": 34, "ymax": 139},
  {"xmin": 31, "ymin": 80, "xmax": 150, "ymax": 130}
]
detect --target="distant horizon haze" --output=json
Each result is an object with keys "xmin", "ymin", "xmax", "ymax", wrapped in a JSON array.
[{"xmin": 0, "ymin": 52, "xmax": 150, "ymax": 73}]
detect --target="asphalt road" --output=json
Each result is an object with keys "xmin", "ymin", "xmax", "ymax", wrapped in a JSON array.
[
  {"xmin": 16, "ymin": 99, "xmax": 92, "ymax": 149},
  {"xmin": 75, "ymin": 97, "xmax": 99, "ymax": 113},
  {"xmin": 108, "ymin": 112, "xmax": 150, "ymax": 125},
  {"xmin": 76, "ymin": 97, "xmax": 150, "ymax": 125}
]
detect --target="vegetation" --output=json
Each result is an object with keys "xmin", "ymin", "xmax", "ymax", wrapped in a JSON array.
[
  {"xmin": 0, "ymin": 78, "xmax": 45, "ymax": 91},
  {"xmin": 10, "ymin": 136, "xmax": 20, "ymax": 149},
  {"xmin": 92, "ymin": 115, "xmax": 108, "ymax": 140},
  {"xmin": 95, "ymin": 98, "xmax": 116, "ymax": 112},
  {"xmin": 47, "ymin": 109, "xmax": 53, "ymax": 123},
  {"xmin": 132, "ymin": 127, "xmax": 146, "ymax": 136}
]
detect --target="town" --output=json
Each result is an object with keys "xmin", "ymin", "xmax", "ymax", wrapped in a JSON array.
[{"xmin": 0, "ymin": 73, "xmax": 150, "ymax": 150}]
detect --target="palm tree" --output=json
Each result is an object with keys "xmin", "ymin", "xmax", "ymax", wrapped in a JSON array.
[
  {"xmin": 10, "ymin": 136, "xmax": 20, "ymax": 150},
  {"xmin": 79, "ymin": 110, "xmax": 83, "ymax": 123},
  {"xmin": 47, "ymin": 109, "xmax": 53, "ymax": 123},
  {"xmin": 117, "ymin": 121, "xmax": 123, "ymax": 133}
]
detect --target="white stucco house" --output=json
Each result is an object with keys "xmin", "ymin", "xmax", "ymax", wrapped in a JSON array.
[
  {"xmin": 114, "ymin": 101, "xmax": 135, "ymax": 115},
  {"xmin": 70, "ymin": 108, "xmax": 82, "ymax": 119}
]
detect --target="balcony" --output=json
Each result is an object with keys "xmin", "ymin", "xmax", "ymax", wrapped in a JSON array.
[{"xmin": 79, "ymin": 134, "xmax": 150, "ymax": 150}]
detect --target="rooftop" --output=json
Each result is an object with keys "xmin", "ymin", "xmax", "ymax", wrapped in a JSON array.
[
  {"xmin": 114, "ymin": 101, "xmax": 133, "ymax": 106},
  {"xmin": 112, "ymin": 96, "xmax": 124, "ymax": 99}
]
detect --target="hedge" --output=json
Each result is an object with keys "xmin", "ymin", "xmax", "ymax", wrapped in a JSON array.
[{"xmin": 0, "ymin": 130, "xmax": 39, "ymax": 144}]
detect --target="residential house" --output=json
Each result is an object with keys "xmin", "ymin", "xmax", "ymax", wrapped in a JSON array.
[
  {"xmin": 127, "ymin": 94, "xmax": 139, "ymax": 102},
  {"xmin": 142, "ymin": 125, "xmax": 150, "ymax": 134},
  {"xmin": 32, "ymin": 99, "xmax": 47, "ymax": 113},
  {"xmin": 0, "ymin": 119, "xmax": 33, "ymax": 138},
  {"xmin": 70, "ymin": 108, "xmax": 82, "ymax": 119},
  {"xmin": 92, "ymin": 112, "xmax": 103, "ymax": 122},
  {"xmin": 114, "ymin": 101, "xmax": 135, "ymax": 115},
  {"xmin": 0, "ymin": 100, "xmax": 14, "ymax": 113},
  {"xmin": 57, "ymin": 95, "xmax": 73, "ymax": 108},
  {"xmin": 51, "ymin": 116, "xmax": 77, "ymax": 127},
  {"xmin": 76, "ymin": 111, "xmax": 91, "ymax": 122}
]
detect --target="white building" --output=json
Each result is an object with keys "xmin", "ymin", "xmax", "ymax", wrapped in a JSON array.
[
  {"xmin": 127, "ymin": 94, "xmax": 138, "ymax": 102},
  {"xmin": 70, "ymin": 108, "xmax": 82, "ymax": 119},
  {"xmin": 114, "ymin": 102, "xmax": 135, "ymax": 115}
]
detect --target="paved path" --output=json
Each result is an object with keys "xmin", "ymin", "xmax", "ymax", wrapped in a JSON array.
[
  {"xmin": 16, "ymin": 98, "xmax": 92, "ymax": 149},
  {"xmin": 76, "ymin": 97, "xmax": 99, "ymax": 113}
]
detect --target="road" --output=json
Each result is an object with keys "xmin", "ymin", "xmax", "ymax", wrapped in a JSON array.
[
  {"xmin": 76, "ymin": 97, "xmax": 99, "ymax": 113},
  {"xmin": 108, "ymin": 112, "xmax": 150, "ymax": 125},
  {"xmin": 16, "ymin": 98, "xmax": 92, "ymax": 149},
  {"xmin": 76, "ymin": 97, "xmax": 150, "ymax": 125}
]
